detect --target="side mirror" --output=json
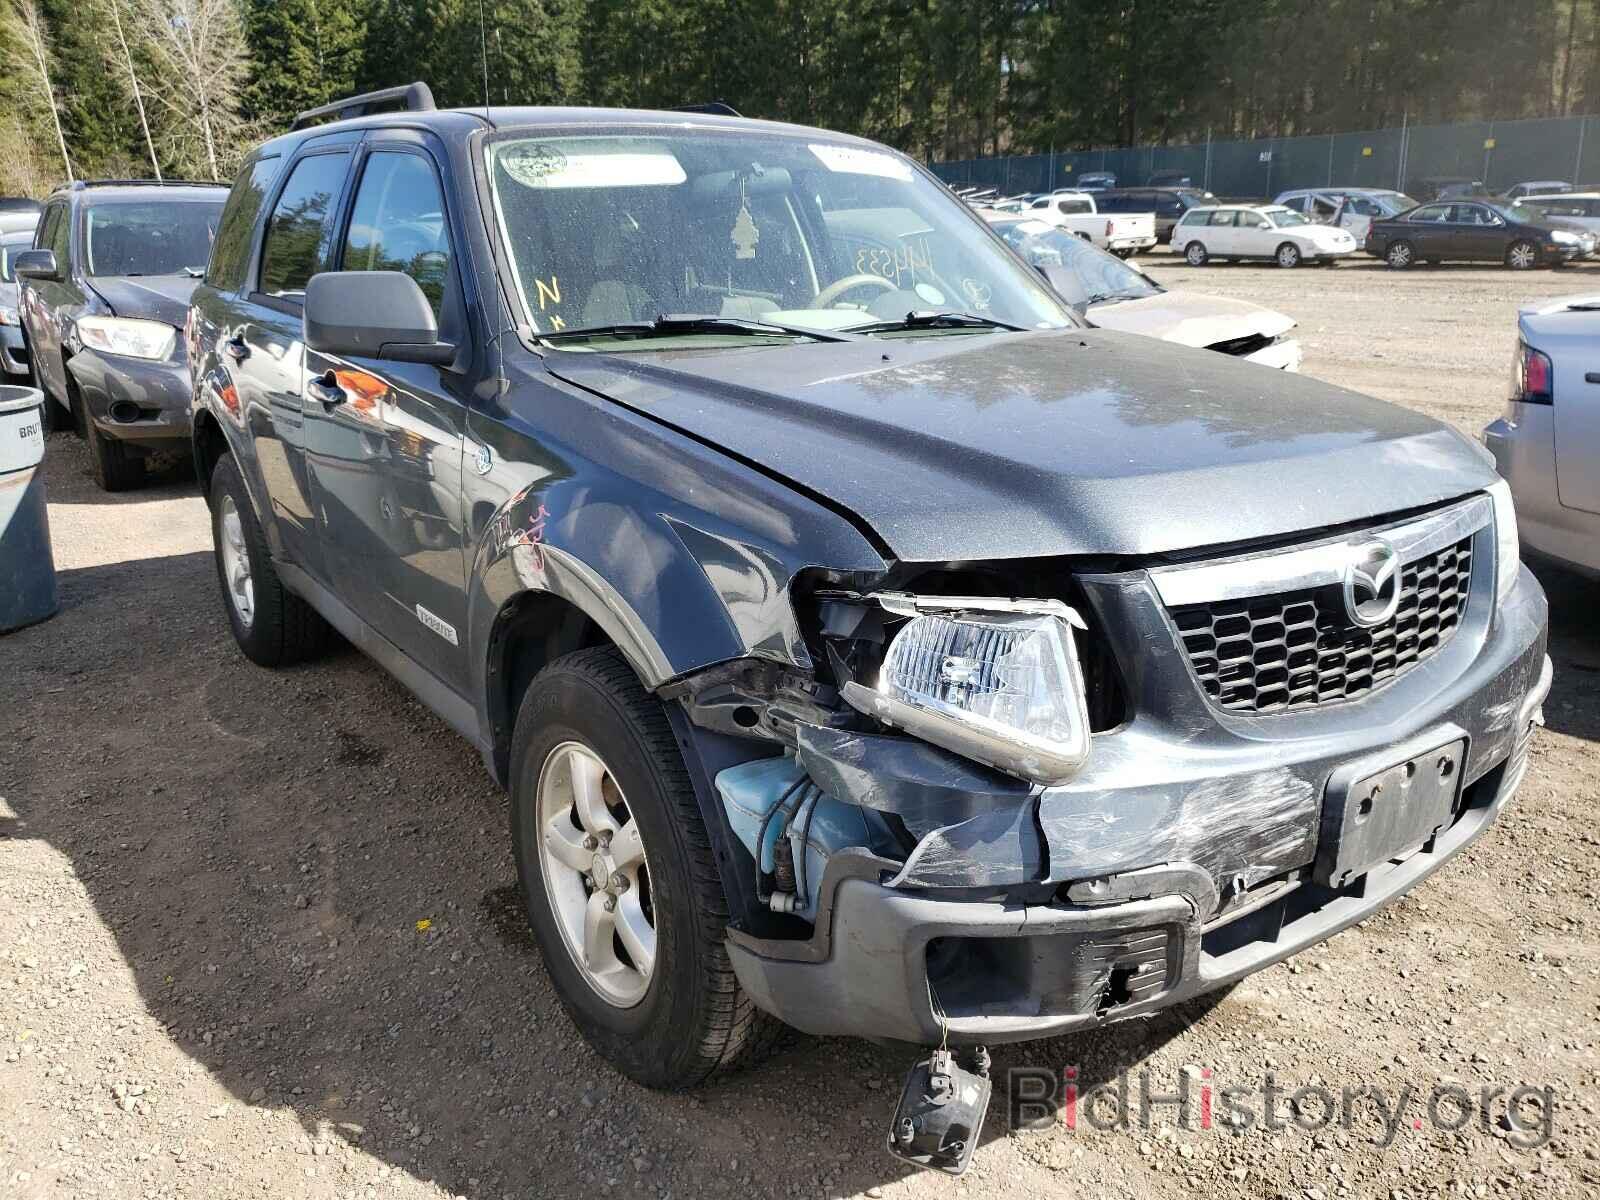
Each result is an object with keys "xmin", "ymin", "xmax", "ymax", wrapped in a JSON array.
[
  {"xmin": 303, "ymin": 271, "xmax": 454, "ymax": 365},
  {"xmin": 13, "ymin": 249, "xmax": 59, "ymax": 281}
]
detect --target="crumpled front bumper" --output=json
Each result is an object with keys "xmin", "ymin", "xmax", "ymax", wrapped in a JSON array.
[
  {"xmin": 727, "ymin": 562, "xmax": 1550, "ymax": 1045},
  {"xmin": 66, "ymin": 346, "xmax": 192, "ymax": 445}
]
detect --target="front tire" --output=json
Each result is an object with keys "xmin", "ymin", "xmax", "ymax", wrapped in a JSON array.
[
  {"xmin": 86, "ymin": 420, "xmax": 143, "ymax": 491},
  {"xmin": 511, "ymin": 647, "xmax": 782, "ymax": 1089},
  {"xmin": 1275, "ymin": 242, "xmax": 1302, "ymax": 269},
  {"xmin": 1184, "ymin": 240, "xmax": 1209, "ymax": 266},
  {"xmin": 208, "ymin": 455, "xmax": 333, "ymax": 667},
  {"xmin": 1385, "ymin": 240, "xmax": 1415, "ymax": 269},
  {"xmin": 1506, "ymin": 239, "xmax": 1539, "ymax": 270}
]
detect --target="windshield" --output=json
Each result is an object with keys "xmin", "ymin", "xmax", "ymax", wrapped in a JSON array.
[
  {"xmin": 991, "ymin": 220, "xmax": 1160, "ymax": 307},
  {"xmin": 85, "ymin": 200, "xmax": 224, "ymax": 277},
  {"xmin": 1267, "ymin": 209, "xmax": 1311, "ymax": 227},
  {"xmin": 483, "ymin": 131, "xmax": 1073, "ymax": 343}
]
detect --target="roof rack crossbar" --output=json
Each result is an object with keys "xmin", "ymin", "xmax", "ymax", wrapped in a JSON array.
[{"xmin": 291, "ymin": 82, "xmax": 435, "ymax": 132}]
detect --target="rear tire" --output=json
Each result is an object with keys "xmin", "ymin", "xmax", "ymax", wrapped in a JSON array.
[
  {"xmin": 511, "ymin": 647, "xmax": 783, "ymax": 1089},
  {"xmin": 1385, "ymin": 240, "xmax": 1415, "ymax": 269},
  {"xmin": 208, "ymin": 454, "xmax": 333, "ymax": 667},
  {"xmin": 1184, "ymin": 241, "xmax": 1209, "ymax": 266},
  {"xmin": 86, "ymin": 420, "xmax": 143, "ymax": 492}
]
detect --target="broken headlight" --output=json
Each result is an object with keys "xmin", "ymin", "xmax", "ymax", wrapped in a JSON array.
[{"xmin": 840, "ymin": 593, "xmax": 1092, "ymax": 787}]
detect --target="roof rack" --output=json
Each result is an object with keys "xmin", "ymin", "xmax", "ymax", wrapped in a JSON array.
[
  {"xmin": 62, "ymin": 179, "xmax": 225, "ymax": 191},
  {"xmin": 291, "ymin": 82, "xmax": 435, "ymax": 132},
  {"xmin": 669, "ymin": 102, "xmax": 742, "ymax": 118}
]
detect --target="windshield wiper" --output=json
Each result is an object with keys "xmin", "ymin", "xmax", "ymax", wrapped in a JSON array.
[
  {"xmin": 541, "ymin": 313, "xmax": 853, "ymax": 344},
  {"xmin": 846, "ymin": 310, "xmax": 1025, "ymax": 334},
  {"xmin": 1082, "ymin": 288, "xmax": 1158, "ymax": 307}
]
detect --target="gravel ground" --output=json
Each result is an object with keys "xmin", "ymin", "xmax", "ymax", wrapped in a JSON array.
[{"xmin": 3, "ymin": 257, "xmax": 1599, "ymax": 1200}]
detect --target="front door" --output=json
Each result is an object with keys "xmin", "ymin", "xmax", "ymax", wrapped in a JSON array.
[
  {"xmin": 23, "ymin": 201, "xmax": 73, "ymax": 406},
  {"xmin": 314, "ymin": 139, "xmax": 472, "ymax": 691},
  {"xmin": 238, "ymin": 146, "xmax": 356, "ymax": 585},
  {"xmin": 1449, "ymin": 203, "xmax": 1505, "ymax": 260}
]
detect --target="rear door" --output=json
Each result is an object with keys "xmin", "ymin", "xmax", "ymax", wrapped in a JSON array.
[
  {"xmin": 235, "ymin": 143, "xmax": 357, "ymax": 584},
  {"xmin": 1205, "ymin": 208, "xmax": 1240, "ymax": 254},
  {"xmin": 1234, "ymin": 209, "xmax": 1271, "ymax": 256},
  {"xmin": 315, "ymin": 135, "xmax": 473, "ymax": 690},
  {"xmin": 1401, "ymin": 204, "xmax": 1452, "ymax": 258}
]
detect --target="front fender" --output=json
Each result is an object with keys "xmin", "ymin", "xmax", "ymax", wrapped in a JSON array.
[{"xmin": 460, "ymin": 365, "xmax": 887, "ymax": 728}]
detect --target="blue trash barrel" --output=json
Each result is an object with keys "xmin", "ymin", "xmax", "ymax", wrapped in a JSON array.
[{"xmin": 0, "ymin": 385, "xmax": 57, "ymax": 633}]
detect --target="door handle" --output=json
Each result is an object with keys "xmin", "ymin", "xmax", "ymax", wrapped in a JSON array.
[
  {"xmin": 307, "ymin": 370, "xmax": 345, "ymax": 407},
  {"xmin": 222, "ymin": 336, "xmax": 248, "ymax": 362},
  {"xmin": 1586, "ymin": 373, "xmax": 1600, "ymax": 385}
]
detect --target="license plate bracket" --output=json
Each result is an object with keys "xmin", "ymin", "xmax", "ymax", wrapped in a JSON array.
[{"xmin": 1314, "ymin": 737, "xmax": 1466, "ymax": 888}]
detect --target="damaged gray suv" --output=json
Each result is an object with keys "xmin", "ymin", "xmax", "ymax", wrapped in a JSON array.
[{"xmin": 188, "ymin": 85, "xmax": 1551, "ymax": 1168}]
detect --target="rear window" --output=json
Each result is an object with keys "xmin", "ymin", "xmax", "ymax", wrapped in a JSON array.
[
  {"xmin": 207, "ymin": 157, "xmax": 281, "ymax": 291},
  {"xmin": 84, "ymin": 198, "xmax": 225, "ymax": 277}
]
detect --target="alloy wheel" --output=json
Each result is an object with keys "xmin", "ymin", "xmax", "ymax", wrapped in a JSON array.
[
  {"xmin": 218, "ymin": 495, "xmax": 255, "ymax": 629},
  {"xmin": 536, "ymin": 741, "xmax": 655, "ymax": 1008},
  {"xmin": 1508, "ymin": 241, "xmax": 1537, "ymax": 270}
]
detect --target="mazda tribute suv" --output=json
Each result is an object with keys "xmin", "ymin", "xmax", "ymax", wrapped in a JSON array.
[{"xmin": 187, "ymin": 84, "xmax": 1551, "ymax": 1166}]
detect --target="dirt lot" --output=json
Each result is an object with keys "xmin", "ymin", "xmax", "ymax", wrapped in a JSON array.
[{"xmin": 3, "ymin": 257, "xmax": 1599, "ymax": 1200}]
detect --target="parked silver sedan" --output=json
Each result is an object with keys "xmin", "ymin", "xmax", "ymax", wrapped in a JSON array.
[{"xmin": 1484, "ymin": 295, "xmax": 1600, "ymax": 577}]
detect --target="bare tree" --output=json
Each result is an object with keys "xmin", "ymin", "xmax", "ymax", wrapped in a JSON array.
[
  {"xmin": 129, "ymin": 0, "xmax": 251, "ymax": 181},
  {"xmin": 104, "ymin": 0, "xmax": 161, "ymax": 180},
  {"xmin": 0, "ymin": 114, "xmax": 51, "ymax": 197},
  {"xmin": 10, "ymin": 0, "xmax": 71, "ymax": 181}
]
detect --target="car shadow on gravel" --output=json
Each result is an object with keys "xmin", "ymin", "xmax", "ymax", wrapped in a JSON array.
[
  {"xmin": 1529, "ymin": 561, "xmax": 1600, "ymax": 743},
  {"xmin": 3, "ymin": 544, "xmax": 1223, "ymax": 1198}
]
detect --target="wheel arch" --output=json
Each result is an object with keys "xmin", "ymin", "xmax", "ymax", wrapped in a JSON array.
[
  {"xmin": 192, "ymin": 408, "xmax": 230, "ymax": 498},
  {"xmin": 484, "ymin": 590, "xmax": 615, "ymax": 782}
]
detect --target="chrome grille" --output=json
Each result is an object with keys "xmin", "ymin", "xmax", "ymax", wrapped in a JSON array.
[{"xmin": 1169, "ymin": 535, "xmax": 1473, "ymax": 713}]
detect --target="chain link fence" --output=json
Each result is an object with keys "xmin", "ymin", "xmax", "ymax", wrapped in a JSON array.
[{"xmin": 930, "ymin": 114, "xmax": 1600, "ymax": 200}]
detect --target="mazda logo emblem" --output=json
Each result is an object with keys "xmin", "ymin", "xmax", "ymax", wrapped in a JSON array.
[{"xmin": 1343, "ymin": 540, "xmax": 1401, "ymax": 627}]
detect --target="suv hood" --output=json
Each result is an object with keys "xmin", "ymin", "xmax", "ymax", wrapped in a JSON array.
[
  {"xmin": 548, "ymin": 329, "xmax": 1495, "ymax": 562},
  {"xmin": 90, "ymin": 274, "xmax": 200, "ymax": 327},
  {"xmin": 1087, "ymin": 290, "xmax": 1295, "ymax": 350}
]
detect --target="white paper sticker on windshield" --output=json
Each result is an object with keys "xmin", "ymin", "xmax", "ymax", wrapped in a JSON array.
[
  {"xmin": 808, "ymin": 143, "xmax": 913, "ymax": 181},
  {"xmin": 498, "ymin": 142, "xmax": 687, "ymax": 189}
]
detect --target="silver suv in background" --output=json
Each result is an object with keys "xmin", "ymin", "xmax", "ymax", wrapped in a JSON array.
[{"xmin": 1485, "ymin": 295, "xmax": 1600, "ymax": 578}]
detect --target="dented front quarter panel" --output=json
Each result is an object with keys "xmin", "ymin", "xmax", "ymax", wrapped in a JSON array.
[{"xmin": 460, "ymin": 356, "xmax": 885, "ymax": 736}]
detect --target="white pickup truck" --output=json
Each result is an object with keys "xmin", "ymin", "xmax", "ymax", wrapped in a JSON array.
[{"xmin": 1027, "ymin": 190, "xmax": 1157, "ymax": 257}]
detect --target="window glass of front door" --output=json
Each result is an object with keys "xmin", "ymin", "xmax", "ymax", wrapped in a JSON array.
[
  {"xmin": 340, "ymin": 151, "xmax": 452, "ymax": 317},
  {"xmin": 259, "ymin": 153, "xmax": 350, "ymax": 299},
  {"xmin": 47, "ymin": 205, "xmax": 70, "ymax": 260}
]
